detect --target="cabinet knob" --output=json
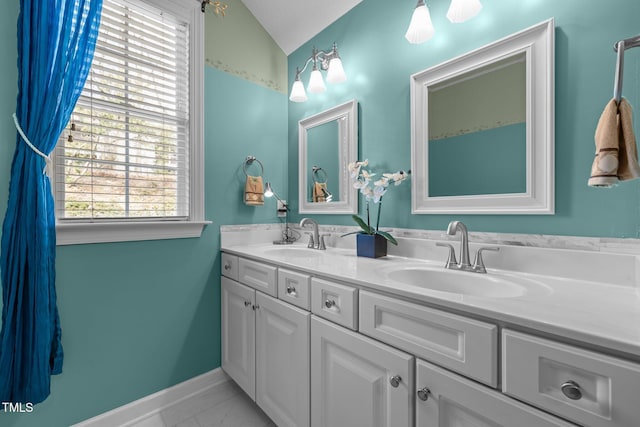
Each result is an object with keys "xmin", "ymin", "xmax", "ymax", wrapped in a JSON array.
[
  {"xmin": 417, "ymin": 387, "xmax": 431, "ymax": 401},
  {"xmin": 224, "ymin": 262, "xmax": 231, "ymax": 271},
  {"xmin": 389, "ymin": 375, "xmax": 402, "ymax": 388},
  {"xmin": 286, "ymin": 286, "xmax": 297, "ymax": 297},
  {"xmin": 244, "ymin": 301, "xmax": 252, "ymax": 307},
  {"xmin": 561, "ymin": 380, "xmax": 582, "ymax": 400},
  {"xmin": 252, "ymin": 304, "xmax": 260, "ymax": 311},
  {"xmin": 324, "ymin": 299, "xmax": 336, "ymax": 309}
]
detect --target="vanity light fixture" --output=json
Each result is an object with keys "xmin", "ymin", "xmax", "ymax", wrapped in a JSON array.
[
  {"xmin": 289, "ymin": 43, "xmax": 347, "ymax": 102},
  {"xmin": 405, "ymin": 0, "xmax": 482, "ymax": 44}
]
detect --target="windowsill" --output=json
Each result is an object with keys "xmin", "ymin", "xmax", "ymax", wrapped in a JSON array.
[{"xmin": 56, "ymin": 220, "xmax": 212, "ymax": 245}]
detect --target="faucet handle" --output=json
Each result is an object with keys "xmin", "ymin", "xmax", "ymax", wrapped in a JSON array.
[
  {"xmin": 436, "ymin": 242, "xmax": 458, "ymax": 269},
  {"xmin": 319, "ymin": 234, "xmax": 329, "ymax": 250},
  {"xmin": 305, "ymin": 233, "xmax": 315, "ymax": 249},
  {"xmin": 473, "ymin": 247, "xmax": 500, "ymax": 273}
]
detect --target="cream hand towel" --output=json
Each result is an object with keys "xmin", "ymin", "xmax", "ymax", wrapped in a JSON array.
[
  {"xmin": 588, "ymin": 98, "xmax": 640, "ymax": 187},
  {"xmin": 617, "ymin": 98, "xmax": 640, "ymax": 181},
  {"xmin": 312, "ymin": 182, "xmax": 328, "ymax": 202},
  {"xmin": 244, "ymin": 175, "xmax": 264, "ymax": 206}
]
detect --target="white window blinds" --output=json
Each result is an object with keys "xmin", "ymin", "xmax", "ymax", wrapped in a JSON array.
[{"xmin": 55, "ymin": 0, "xmax": 190, "ymax": 221}]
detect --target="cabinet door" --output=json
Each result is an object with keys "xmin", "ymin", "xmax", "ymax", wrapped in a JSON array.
[
  {"xmin": 221, "ymin": 277, "xmax": 256, "ymax": 400},
  {"xmin": 311, "ymin": 316, "xmax": 414, "ymax": 427},
  {"xmin": 416, "ymin": 359, "xmax": 575, "ymax": 427},
  {"xmin": 255, "ymin": 293, "xmax": 310, "ymax": 427}
]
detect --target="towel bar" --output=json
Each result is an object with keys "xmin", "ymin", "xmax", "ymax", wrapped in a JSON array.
[{"xmin": 613, "ymin": 35, "xmax": 640, "ymax": 103}]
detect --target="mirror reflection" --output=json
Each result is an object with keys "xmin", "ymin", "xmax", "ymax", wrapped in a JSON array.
[
  {"xmin": 298, "ymin": 99, "xmax": 358, "ymax": 214},
  {"xmin": 306, "ymin": 120, "xmax": 339, "ymax": 202},
  {"xmin": 428, "ymin": 53, "xmax": 526, "ymax": 197}
]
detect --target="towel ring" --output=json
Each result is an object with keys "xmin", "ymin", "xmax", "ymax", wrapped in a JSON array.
[
  {"xmin": 243, "ymin": 156, "xmax": 264, "ymax": 177},
  {"xmin": 312, "ymin": 166, "xmax": 328, "ymax": 184}
]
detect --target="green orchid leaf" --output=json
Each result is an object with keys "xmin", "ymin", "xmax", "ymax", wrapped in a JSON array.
[
  {"xmin": 351, "ymin": 215, "xmax": 374, "ymax": 234},
  {"xmin": 376, "ymin": 230, "xmax": 398, "ymax": 245}
]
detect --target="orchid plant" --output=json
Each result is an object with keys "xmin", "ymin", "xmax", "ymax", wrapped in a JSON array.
[{"xmin": 344, "ymin": 160, "xmax": 410, "ymax": 245}]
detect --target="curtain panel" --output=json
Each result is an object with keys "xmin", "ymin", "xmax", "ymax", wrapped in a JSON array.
[{"xmin": 0, "ymin": 0, "xmax": 102, "ymax": 404}]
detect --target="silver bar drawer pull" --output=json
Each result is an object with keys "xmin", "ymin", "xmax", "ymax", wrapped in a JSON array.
[{"xmin": 560, "ymin": 380, "xmax": 582, "ymax": 400}]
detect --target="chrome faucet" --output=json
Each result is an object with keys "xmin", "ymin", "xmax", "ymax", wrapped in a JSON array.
[
  {"xmin": 299, "ymin": 218, "xmax": 325, "ymax": 250},
  {"xmin": 436, "ymin": 221, "xmax": 499, "ymax": 273},
  {"xmin": 447, "ymin": 221, "xmax": 471, "ymax": 269}
]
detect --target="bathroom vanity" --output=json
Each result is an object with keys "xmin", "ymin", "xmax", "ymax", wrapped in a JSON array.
[{"xmin": 220, "ymin": 227, "xmax": 640, "ymax": 427}]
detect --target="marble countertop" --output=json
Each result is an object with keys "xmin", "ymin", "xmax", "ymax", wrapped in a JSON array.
[{"xmin": 222, "ymin": 240, "xmax": 640, "ymax": 360}]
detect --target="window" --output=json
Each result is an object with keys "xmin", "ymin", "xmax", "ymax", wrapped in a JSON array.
[{"xmin": 54, "ymin": 0, "xmax": 206, "ymax": 245}]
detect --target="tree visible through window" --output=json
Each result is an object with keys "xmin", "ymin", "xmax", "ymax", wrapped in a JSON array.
[{"xmin": 55, "ymin": 0, "xmax": 190, "ymax": 220}]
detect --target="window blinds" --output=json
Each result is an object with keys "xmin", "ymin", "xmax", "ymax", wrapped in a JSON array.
[{"xmin": 55, "ymin": 0, "xmax": 190, "ymax": 220}]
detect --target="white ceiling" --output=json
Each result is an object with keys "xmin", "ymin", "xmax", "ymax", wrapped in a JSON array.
[{"xmin": 241, "ymin": 0, "xmax": 362, "ymax": 55}]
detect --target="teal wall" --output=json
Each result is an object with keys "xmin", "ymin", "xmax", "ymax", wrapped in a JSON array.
[
  {"xmin": 288, "ymin": 0, "xmax": 640, "ymax": 238},
  {"xmin": 0, "ymin": 2, "xmax": 287, "ymax": 426},
  {"xmin": 429, "ymin": 123, "xmax": 527, "ymax": 196}
]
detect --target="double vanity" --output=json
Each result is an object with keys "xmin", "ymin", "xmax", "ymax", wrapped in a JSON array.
[{"xmin": 220, "ymin": 224, "xmax": 640, "ymax": 427}]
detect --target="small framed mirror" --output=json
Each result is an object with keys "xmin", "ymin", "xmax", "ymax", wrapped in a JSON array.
[
  {"xmin": 299, "ymin": 99, "xmax": 358, "ymax": 214},
  {"xmin": 410, "ymin": 19, "xmax": 554, "ymax": 214}
]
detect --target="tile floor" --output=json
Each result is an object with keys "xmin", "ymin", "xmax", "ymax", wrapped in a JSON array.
[{"xmin": 130, "ymin": 380, "xmax": 276, "ymax": 427}]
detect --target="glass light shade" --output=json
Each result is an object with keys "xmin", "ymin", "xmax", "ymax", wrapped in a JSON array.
[
  {"xmin": 289, "ymin": 79, "xmax": 307, "ymax": 102},
  {"xmin": 307, "ymin": 69, "xmax": 326, "ymax": 94},
  {"xmin": 405, "ymin": 4, "xmax": 435, "ymax": 44},
  {"xmin": 326, "ymin": 58, "xmax": 347, "ymax": 83},
  {"xmin": 264, "ymin": 182, "xmax": 274, "ymax": 197},
  {"xmin": 446, "ymin": 0, "xmax": 482, "ymax": 23}
]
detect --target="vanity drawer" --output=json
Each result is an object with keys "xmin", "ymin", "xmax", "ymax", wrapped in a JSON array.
[
  {"xmin": 502, "ymin": 329, "xmax": 640, "ymax": 427},
  {"xmin": 417, "ymin": 359, "xmax": 575, "ymax": 427},
  {"xmin": 238, "ymin": 258, "xmax": 277, "ymax": 297},
  {"xmin": 359, "ymin": 290, "xmax": 498, "ymax": 387},
  {"xmin": 278, "ymin": 268, "xmax": 311, "ymax": 310},
  {"xmin": 311, "ymin": 278, "xmax": 358, "ymax": 330},
  {"xmin": 221, "ymin": 253, "xmax": 238, "ymax": 281}
]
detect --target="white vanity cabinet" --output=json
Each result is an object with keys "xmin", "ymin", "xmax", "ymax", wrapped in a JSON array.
[
  {"xmin": 221, "ymin": 250, "xmax": 640, "ymax": 427},
  {"xmin": 221, "ymin": 269, "xmax": 310, "ymax": 427},
  {"xmin": 311, "ymin": 316, "xmax": 415, "ymax": 427}
]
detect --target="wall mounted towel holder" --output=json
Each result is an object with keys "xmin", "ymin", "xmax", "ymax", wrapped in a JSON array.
[
  {"xmin": 243, "ymin": 156, "xmax": 264, "ymax": 177},
  {"xmin": 613, "ymin": 35, "xmax": 640, "ymax": 103}
]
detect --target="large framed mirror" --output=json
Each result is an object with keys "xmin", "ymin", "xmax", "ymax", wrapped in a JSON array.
[
  {"xmin": 299, "ymin": 99, "xmax": 358, "ymax": 214},
  {"xmin": 410, "ymin": 19, "xmax": 554, "ymax": 214}
]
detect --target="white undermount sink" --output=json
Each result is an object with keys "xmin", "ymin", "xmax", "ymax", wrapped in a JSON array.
[{"xmin": 382, "ymin": 265, "xmax": 549, "ymax": 298}]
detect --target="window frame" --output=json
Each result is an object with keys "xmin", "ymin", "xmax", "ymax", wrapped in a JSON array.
[{"xmin": 54, "ymin": 0, "xmax": 209, "ymax": 245}]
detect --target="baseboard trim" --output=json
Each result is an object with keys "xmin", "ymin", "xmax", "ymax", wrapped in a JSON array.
[{"xmin": 72, "ymin": 368, "xmax": 229, "ymax": 427}]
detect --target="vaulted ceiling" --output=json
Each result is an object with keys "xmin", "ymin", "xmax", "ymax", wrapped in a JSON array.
[{"xmin": 240, "ymin": 0, "xmax": 362, "ymax": 55}]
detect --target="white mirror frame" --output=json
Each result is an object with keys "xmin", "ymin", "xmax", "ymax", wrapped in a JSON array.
[
  {"xmin": 410, "ymin": 19, "xmax": 554, "ymax": 214},
  {"xmin": 298, "ymin": 99, "xmax": 358, "ymax": 214}
]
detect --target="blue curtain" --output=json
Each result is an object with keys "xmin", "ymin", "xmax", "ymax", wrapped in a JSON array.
[{"xmin": 0, "ymin": 0, "xmax": 102, "ymax": 404}]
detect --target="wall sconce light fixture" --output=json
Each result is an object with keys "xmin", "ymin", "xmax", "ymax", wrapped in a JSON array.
[
  {"xmin": 264, "ymin": 182, "xmax": 297, "ymax": 244},
  {"xmin": 290, "ymin": 43, "xmax": 347, "ymax": 102},
  {"xmin": 405, "ymin": 0, "xmax": 482, "ymax": 44}
]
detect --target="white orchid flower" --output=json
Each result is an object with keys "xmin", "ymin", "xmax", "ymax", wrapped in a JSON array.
[
  {"xmin": 375, "ymin": 175, "xmax": 391, "ymax": 187},
  {"xmin": 353, "ymin": 177, "xmax": 368, "ymax": 189},
  {"xmin": 373, "ymin": 185, "xmax": 387, "ymax": 203},
  {"xmin": 360, "ymin": 186, "xmax": 374, "ymax": 201},
  {"xmin": 348, "ymin": 159, "xmax": 369, "ymax": 178}
]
